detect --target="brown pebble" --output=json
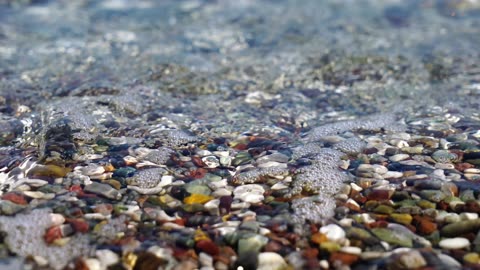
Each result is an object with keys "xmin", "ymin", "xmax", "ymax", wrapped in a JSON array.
[
  {"xmin": 413, "ymin": 216, "xmax": 437, "ymax": 235},
  {"xmin": 366, "ymin": 189, "xmax": 394, "ymax": 201},
  {"xmin": 351, "ymin": 189, "xmax": 367, "ymax": 203},
  {"xmin": 465, "ymin": 201, "xmax": 480, "ymax": 213},
  {"xmin": 329, "ymin": 252, "xmax": 359, "ymax": 266},
  {"xmin": 455, "ymin": 162, "xmax": 474, "ymax": 172},
  {"xmin": 196, "ymin": 239, "xmax": 220, "ymax": 256},
  {"xmin": 303, "ymin": 247, "xmax": 319, "ymax": 259}
]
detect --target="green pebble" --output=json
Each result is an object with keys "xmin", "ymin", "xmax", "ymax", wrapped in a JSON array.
[
  {"xmin": 224, "ymin": 232, "xmax": 241, "ymax": 246},
  {"xmin": 93, "ymin": 145, "xmax": 109, "ymax": 152},
  {"xmin": 185, "ymin": 184, "xmax": 211, "ymax": 196},
  {"xmin": 320, "ymin": 242, "xmax": 341, "ymax": 253},
  {"xmin": 346, "ymin": 227, "xmax": 375, "ymax": 242},
  {"xmin": 238, "ymin": 234, "xmax": 269, "ymax": 257},
  {"xmin": 374, "ymin": 205, "xmax": 395, "ymax": 215},
  {"xmin": 441, "ymin": 219, "xmax": 480, "ymax": 237},
  {"xmin": 396, "ymin": 206, "xmax": 422, "ymax": 215},
  {"xmin": 443, "ymin": 196, "xmax": 461, "ymax": 204},
  {"xmin": 395, "ymin": 199, "xmax": 417, "ymax": 207},
  {"xmin": 419, "ymin": 190, "xmax": 445, "ymax": 203},
  {"xmin": 417, "ymin": 199, "xmax": 436, "ymax": 209},
  {"xmin": 0, "ymin": 201, "xmax": 25, "ymax": 215},
  {"xmin": 232, "ymin": 152, "xmax": 252, "ymax": 166},
  {"xmin": 371, "ymin": 228, "xmax": 413, "ymax": 247},
  {"xmin": 239, "ymin": 221, "xmax": 261, "ymax": 233},
  {"xmin": 38, "ymin": 184, "xmax": 65, "ymax": 194},
  {"xmin": 390, "ymin": 213, "xmax": 413, "ymax": 225},
  {"xmin": 113, "ymin": 167, "xmax": 136, "ymax": 178},
  {"xmin": 460, "ymin": 190, "xmax": 476, "ymax": 202},
  {"xmin": 425, "ymin": 230, "xmax": 440, "ymax": 246}
]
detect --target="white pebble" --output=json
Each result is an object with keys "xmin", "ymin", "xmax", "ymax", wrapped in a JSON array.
[
  {"xmin": 96, "ymin": 249, "xmax": 119, "ymax": 267},
  {"xmin": 208, "ymin": 179, "xmax": 228, "ymax": 189},
  {"xmin": 464, "ymin": 168, "xmax": 480, "ymax": 174},
  {"xmin": 389, "ymin": 154, "xmax": 410, "ymax": 162},
  {"xmin": 199, "ymin": 252, "xmax": 213, "ymax": 267},
  {"xmin": 319, "ymin": 224, "xmax": 345, "ymax": 243},
  {"xmin": 340, "ymin": 246, "xmax": 362, "ymax": 255},
  {"xmin": 204, "ymin": 199, "xmax": 220, "ymax": 215},
  {"xmin": 84, "ymin": 258, "xmax": 102, "ymax": 270},
  {"xmin": 257, "ymin": 252, "xmax": 287, "ymax": 270},
  {"xmin": 212, "ymin": 188, "xmax": 232, "ymax": 197},
  {"xmin": 383, "ymin": 171, "xmax": 404, "ymax": 178},
  {"xmin": 439, "ymin": 237, "xmax": 470, "ymax": 250},
  {"xmin": 49, "ymin": 213, "xmax": 65, "ymax": 226},
  {"xmin": 271, "ymin": 182, "xmax": 289, "ymax": 190},
  {"xmin": 460, "ymin": 212, "xmax": 478, "ymax": 221}
]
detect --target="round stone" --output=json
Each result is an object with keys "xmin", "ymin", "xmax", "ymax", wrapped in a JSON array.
[
  {"xmin": 257, "ymin": 252, "xmax": 287, "ymax": 270},
  {"xmin": 319, "ymin": 224, "xmax": 346, "ymax": 243},
  {"xmin": 439, "ymin": 237, "xmax": 470, "ymax": 250},
  {"xmin": 340, "ymin": 246, "xmax": 362, "ymax": 255}
]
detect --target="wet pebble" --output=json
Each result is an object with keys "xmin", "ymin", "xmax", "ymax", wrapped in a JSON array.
[{"xmin": 439, "ymin": 237, "xmax": 470, "ymax": 250}]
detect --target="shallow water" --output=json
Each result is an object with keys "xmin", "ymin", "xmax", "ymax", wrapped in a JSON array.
[{"xmin": 1, "ymin": 0, "xmax": 480, "ymax": 269}]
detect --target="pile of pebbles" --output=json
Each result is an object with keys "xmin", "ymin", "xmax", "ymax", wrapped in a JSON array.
[{"xmin": 0, "ymin": 103, "xmax": 479, "ymax": 270}]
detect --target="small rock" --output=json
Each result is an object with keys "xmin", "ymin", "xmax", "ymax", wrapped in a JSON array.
[
  {"xmin": 389, "ymin": 153, "xmax": 410, "ymax": 162},
  {"xmin": 371, "ymin": 228, "xmax": 413, "ymax": 247},
  {"xmin": 439, "ymin": 237, "xmax": 470, "ymax": 250},
  {"xmin": 202, "ymin": 156, "xmax": 220, "ymax": 168},
  {"xmin": 441, "ymin": 219, "xmax": 480, "ymax": 237},
  {"xmin": 319, "ymin": 224, "xmax": 346, "ymax": 243},
  {"xmin": 184, "ymin": 194, "xmax": 213, "ymax": 204},
  {"xmin": 257, "ymin": 252, "xmax": 287, "ymax": 270},
  {"xmin": 96, "ymin": 249, "xmax": 119, "ymax": 267},
  {"xmin": 84, "ymin": 182, "xmax": 121, "ymax": 200},
  {"xmin": 233, "ymin": 184, "xmax": 264, "ymax": 203},
  {"xmin": 388, "ymin": 250, "xmax": 427, "ymax": 269},
  {"xmin": 329, "ymin": 252, "xmax": 359, "ymax": 266}
]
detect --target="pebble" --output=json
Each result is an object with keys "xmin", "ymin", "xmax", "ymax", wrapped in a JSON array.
[
  {"xmin": 257, "ymin": 252, "xmax": 287, "ymax": 270},
  {"xmin": 371, "ymin": 227, "xmax": 413, "ymax": 247},
  {"xmin": 199, "ymin": 252, "xmax": 213, "ymax": 268},
  {"xmin": 202, "ymin": 156, "xmax": 220, "ymax": 168},
  {"xmin": 84, "ymin": 259, "xmax": 102, "ymax": 270},
  {"xmin": 84, "ymin": 182, "xmax": 122, "ymax": 200},
  {"xmin": 439, "ymin": 237, "xmax": 470, "ymax": 250},
  {"xmin": 233, "ymin": 184, "xmax": 264, "ymax": 203},
  {"xmin": 441, "ymin": 219, "xmax": 480, "ymax": 237},
  {"xmin": 319, "ymin": 224, "xmax": 346, "ymax": 243},
  {"xmin": 388, "ymin": 250, "xmax": 427, "ymax": 269},
  {"xmin": 340, "ymin": 246, "xmax": 362, "ymax": 255}
]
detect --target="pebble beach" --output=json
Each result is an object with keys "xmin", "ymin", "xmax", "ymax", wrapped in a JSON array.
[{"xmin": 1, "ymin": 0, "xmax": 480, "ymax": 269}]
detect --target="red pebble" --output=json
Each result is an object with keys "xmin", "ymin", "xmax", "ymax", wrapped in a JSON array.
[
  {"xmin": 195, "ymin": 239, "xmax": 220, "ymax": 256},
  {"xmin": 367, "ymin": 220, "xmax": 389, "ymax": 229},
  {"xmin": 1, "ymin": 192, "xmax": 28, "ymax": 205},
  {"xmin": 191, "ymin": 156, "xmax": 206, "ymax": 167},
  {"xmin": 68, "ymin": 219, "xmax": 89, "ymax": 233},
  {"xmin": 173, "ymin": 218, "xmax": 186, "ymax": 226},
  {"xmin": 73, "ymin": 258, "xmax": 89, "ymax": 270},
  {"xmin": 366, "ymin": 189, "xmax": 393, "ymax": 201},
  {"xmin": 44, "ymin": 226, "xmax": 63, "ymax": 244},
  {"xmin": 69, "ymin": 185, "xmax": 83, "ymax": 193},
  {"xmin": 303, "ymin": 248, "xmax": 319, "ymax": 259},
  {"xmin": 329, "ymin": 252, "xmax": 359, "ymax": 266},
  {"xmin": 189, "ymin": 168, "xmax": 207, "ymax": 179},
  {"xmin": 413, "ymin": 216, "xmax": 437, "ymax": 235},
  {"xmin": 455, "ymin": 162, "xmax": 474, "ymax": 172},
  {"xmin": 234, "ymin": 144, "xmax": 247, "ymax": 150}
]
